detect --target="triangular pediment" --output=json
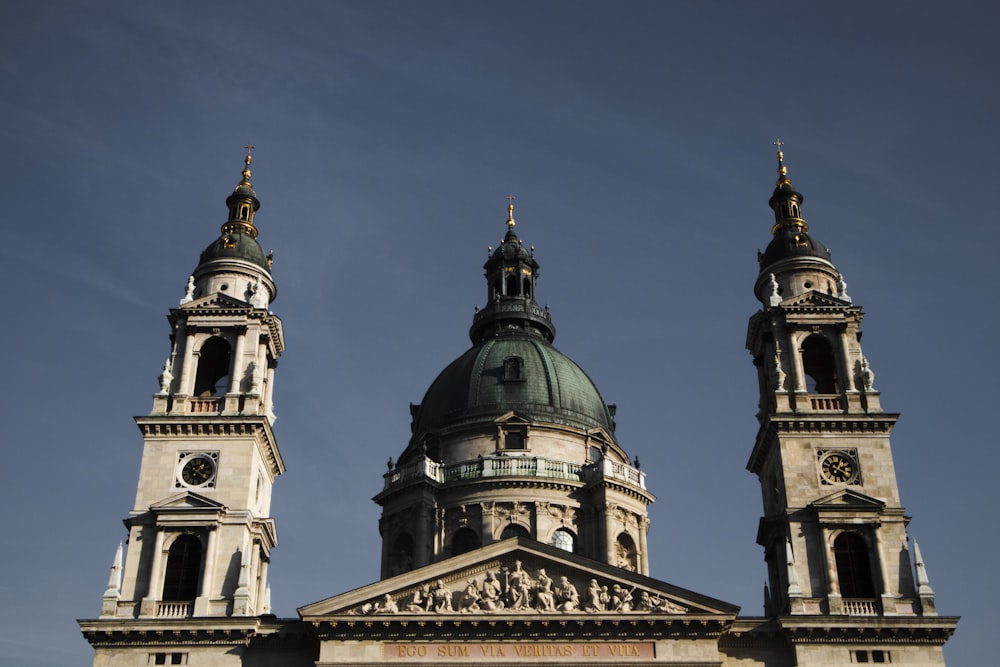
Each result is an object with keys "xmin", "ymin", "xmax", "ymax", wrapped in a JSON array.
[
  {"xmin": 781, "ymin": 291, "xmax": 853, "ymax": 308},
  {"xmin": 299, "ymin": 537, "xmax": 738, "ymax": 620},
  {"xmin": 811, "ymin": 488, "xmax": 886, "ymax": 510},
  {"xmin": 178, "ymin": 292, "xmax": 251, "ymax": 311},
  {"xmin": 149, "ymin": 491, "xmax": 227, "ymax": 512},
  {"xmin": 494, "ymin": 411, "xmax": 533, "ymax": 425}
]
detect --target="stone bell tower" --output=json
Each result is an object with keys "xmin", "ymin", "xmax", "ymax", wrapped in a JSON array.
[
  {"xmin": 99, "ymin": 151, "xmax": 285, "ymax": 622},
  {"xmin": 745, "ymin": 143, "xmax": 937, "ymax": 620}
]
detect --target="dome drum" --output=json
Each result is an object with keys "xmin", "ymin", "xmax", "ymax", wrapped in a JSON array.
[{"xmin": 754, "ymin": 256, "xmax": 841, "ymax": 305}]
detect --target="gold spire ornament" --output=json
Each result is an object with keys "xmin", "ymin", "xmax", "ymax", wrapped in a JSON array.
[
  {"xmin": 773, "ymin": 138, "xmax": 792, "ymax": 189},
  {"xmin": 222, "ymin": 146, "xmax": 261, "ymax": 239}
]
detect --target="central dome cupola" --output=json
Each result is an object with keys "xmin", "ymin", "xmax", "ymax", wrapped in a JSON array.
[
  {"xmin": 469, "ymin": 201, "xmax": 554, "ymax": 344},
  {"xmin": 374, "ymin": 202, "xmax": 654, "ymax": 580}
]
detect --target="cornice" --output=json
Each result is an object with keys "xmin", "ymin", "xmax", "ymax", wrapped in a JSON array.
[
  {"xmin": 135, "ymin": 415, "xmax": 284, "ymax": 476},
  {"xmin": 766, "ymin": 414, "xmax": 898, "ymax": 434},
  {"xmin": 310, "ymin": 614, "xmax": 732, "ymax": 641},
  {"xmin": 78, "ymin": 617, "xmax": 267, "ymax": 647},
  {"xmin": 776, "ymin": 615, "xmax": 959, "ymax": 645}
]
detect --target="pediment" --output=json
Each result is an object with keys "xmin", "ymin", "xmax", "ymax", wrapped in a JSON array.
[
  {"xmin": 178, "ymin": 292, "xmax": 250, "ymax": 311},
  {"xmin": 494, "ymin": 411, "xmax": 533, "ymax": 425},
  {"xmin": 149, "ymin": 491, "xmax": 226, "ymax": 512},
  {"xmin": 299, "ymin": 537, "xmax": 738, "ymax": 620},
  {"xmin": 811, "ymin": 488, "xmax": 886, "ymax": 511},
  {"xmin": 781, "ymin": 291, "xmax": 852, "ymax": 308}
]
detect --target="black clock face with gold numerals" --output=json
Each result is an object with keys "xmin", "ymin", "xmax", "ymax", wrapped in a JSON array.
[
  {"xmin": 181, "ymin": 455, "xmax": 216, "ymax": 486},
  {"xmin": 821, "ymin": 452, "xmax": 856, "ymax": 483}
]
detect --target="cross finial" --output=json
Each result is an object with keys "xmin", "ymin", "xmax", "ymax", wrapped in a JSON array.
[
  {"xmin": 773, "ymin": 138, "xmax": 783, "ymax": 153},
  {"xmin": 506, "ymin": 193, "xmax": 516, "ymax": 228},
  {"xmin": 243, "ymin": 144, "xmax": 255, "ymax": 166}
]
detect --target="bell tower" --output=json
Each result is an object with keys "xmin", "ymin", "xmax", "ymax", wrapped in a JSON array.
[
  {"xmin": 101, "ymin": 151, "xmax": 285, "ymax": 621},
  {"xmin": 745, "ymin": 144, "xmax": 937, "ymax": 619}
]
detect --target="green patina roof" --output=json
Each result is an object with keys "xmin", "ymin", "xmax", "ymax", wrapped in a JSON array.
[{"xmin": 411, "ymin": 336, "xmax": 616, "ymax": 443}]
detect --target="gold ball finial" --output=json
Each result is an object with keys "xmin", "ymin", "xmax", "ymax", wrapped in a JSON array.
[{"xmin": 506, "ymin": 193, "xmax": 516, "ymax": 229}]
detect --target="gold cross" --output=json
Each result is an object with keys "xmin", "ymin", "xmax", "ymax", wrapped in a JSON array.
[{"xmin": 773, "ymin": 138, "xmax": 783, "ymax": 152}]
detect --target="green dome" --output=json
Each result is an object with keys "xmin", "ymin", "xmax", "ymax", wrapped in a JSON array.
[
  {"xmin": 198, "ymin": 232, "xmax": 270, "ymax": 272},
  {"xmin": 410, "ymin": 336, "xmax": 616, "ymax": 445}
]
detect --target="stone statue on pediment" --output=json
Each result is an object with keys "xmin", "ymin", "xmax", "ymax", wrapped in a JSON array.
[
  {"xmin": 480, "ymin": 571, "xmax": 504, "ymax": 611},
  {"xmin": 555, "ymin": 576, "xmax": 579, "ymax": 611},
  {"xmin": 432, "ymin": 580, "xmax": 453, "ymax": 613}
]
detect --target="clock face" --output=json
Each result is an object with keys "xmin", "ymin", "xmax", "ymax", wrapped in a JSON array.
[
  {"xmin": 180, "ymin": 454, "xmax": 216, "ymax": 487},
  {"xmin": 821, "ymin": 452, "xmax": 857, "ymax": 483}
]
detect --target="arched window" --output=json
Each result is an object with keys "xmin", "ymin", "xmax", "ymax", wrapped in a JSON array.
[
  {"xmin": 500, "ymin": 524, "xmax": 529, "ymax": 540},
  {"xmin": 451, "ymin": 527, "xmax": 480, "ymax": 556},
  {"xmin": 551, "ymin": 528, "xmax": 575, "ymax": 553},
  {"xmin": 522, "ymin": 276, "xmax": 532, "ymax": 298},
  {"xmin": 505, "ymin": 273, "xmax": 519, "ymax": 296},
  {"xmin": 390, "ymin": 533, "xmax": 414, "ymax": 576},
  {"xmin": 162, "ymin": 535, "xmax": 202, "ymax": 601},
  {"xmin": 801, "ymin": 334, "xmax": 839, "ymax": 394},
  {"xmin": 615, "ymin": 533, "xmax": 637, "ymax": 571},
  {"xmin": 193, "ymin": 337, "xmax": 231, "ymax": 397},
  {"xmin": 834, "ymin": 532, "xmax": 876, "ymax": 598}
]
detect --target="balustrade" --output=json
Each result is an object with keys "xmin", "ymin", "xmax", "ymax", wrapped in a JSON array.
[
  {"xmin": 842, "ymin": 598, "xmax": 881, "ymax": 616},
  {"xmin": 809, "ymin": 395, "xmax": 843, "ymax": 411},
  {"xmin": 383, "ymin": 454, "xmax": 644, "ymax": 490},
  {"xmin": 156, "ymin": 601, "xmax": 193, "ymax": 618}
]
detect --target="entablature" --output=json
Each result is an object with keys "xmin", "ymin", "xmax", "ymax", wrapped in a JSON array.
[{"xmin": 777, "ymin": 615, "xmax": 959, "ymax": 645}]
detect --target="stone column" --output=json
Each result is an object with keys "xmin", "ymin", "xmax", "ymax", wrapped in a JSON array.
[
  {"xmin": 604, "ymin": 504, "xmax": 616, "ymax": 566},
  {"xmin": 230, "ymin": 328, "xmax": 247, "ymax": 394},
  {"xmin": 820, "ymin": 524, "xmax": 843, "ymax": 614},
  {"xmin": 263, "ymin": 363, "xmax": 276, "ymax": 419},
  {"xmin": 194, "ymin": 527, "xmax": 218, "ymax": 616},
  {"xmin": 790, "ymin": 331, "xmax": 807, "ymax": 393},
  {"xmin": 873, "ymin": 527, "xmax": 895, "ymax": 614},
  {"xmin": 639, "ymin": 516, "xmax": 650, "ymax": 576},
  {"xmin": 140, "ymin": 529, "xmax": 167, "ymax": 617},
  {"xmin": 177, "ymin": 329, "xmax": 198, "ymax": 398}
]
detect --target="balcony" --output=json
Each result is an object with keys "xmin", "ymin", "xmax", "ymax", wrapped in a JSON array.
[
  {"xmin": 382, "ymin": 455, "xmax": 645, "ymax": 492},
  {"xmin": 842, "ymin": 598, "xmax": 881, "ymax": 616},
  {"xmin": 188, "ymin": 398, "xmax": 222, "ymax": 413},
  {"xmin": 808, "ymin": 394, "xmax": 843, "ymax": 411},
  {"xmin": 156, "ymin": 601, "xmax": 193, "ymax": 618}
]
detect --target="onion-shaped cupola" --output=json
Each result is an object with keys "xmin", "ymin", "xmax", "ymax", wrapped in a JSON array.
[
  {"xmin": 188, "ymin": 149, "xmax": 275, "ymax": 308},
  {"xmin": 755, "ymin": 142, "xmax": 845, "ymax": 305},
  {"xmin": 469, "ymin": 201, "xmax": 554, "ymax": 344}
]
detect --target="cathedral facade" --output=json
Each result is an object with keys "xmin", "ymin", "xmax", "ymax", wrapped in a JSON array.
[{"xmin": 79, "ymin": 149, "xmax": 957, "ymax": 666}]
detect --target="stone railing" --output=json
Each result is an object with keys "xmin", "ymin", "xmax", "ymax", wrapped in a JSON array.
[
  {"xmin": 156, "ymin": 601, "xmax": 193, "ymax": 618},
  {"xmin": 842, "ymin": 598, "xmax": 881, "ymax": 616},
  {"xmin": 809, "ymin": 395, "xmax": 843, "ymax": 411},
  {"xmin": 188, "ymin": 397, "xmax": 222, "ymax": 413},
  {"xmin": 471, "ymin": 299, "xmax": 552, "ymax": 327},
  {"xmin": 383, "ymin": 455, "xmax": 645, "ymax": 491}
]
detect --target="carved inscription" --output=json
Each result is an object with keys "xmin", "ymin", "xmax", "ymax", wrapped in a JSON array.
[{"xmin": 383, "ymin": 642, "xmax": 655, "ymax": 662}]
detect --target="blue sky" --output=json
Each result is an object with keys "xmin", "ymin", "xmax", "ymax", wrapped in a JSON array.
[{"xmin": 1, "ymin": 2, "xmax": 995, "ymax": 665}]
